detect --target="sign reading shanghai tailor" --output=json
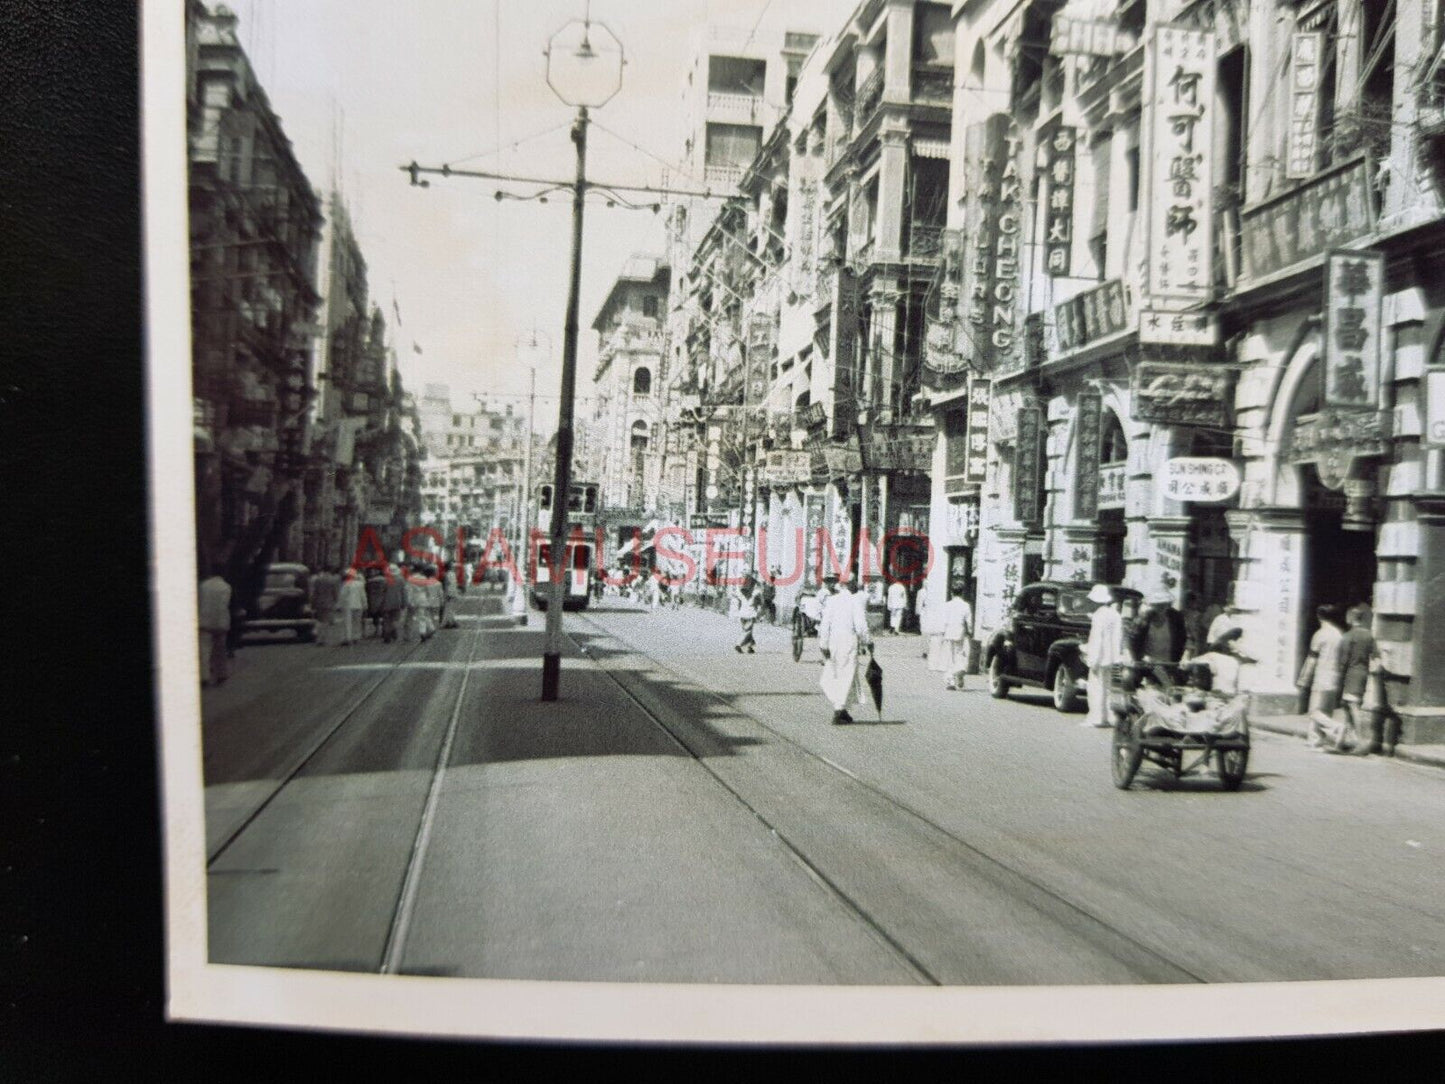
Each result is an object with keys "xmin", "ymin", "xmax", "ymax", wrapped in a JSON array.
[
  {"xmin": 1039, "ymin": 118, "xmax": 1077, "ymax": 277},
  {"xmin": 1161, "ymin": 457, "xmax": 1241, "ymax": 503},
  {"xmin": 961, "ymin": 114, "xmax": 1024, "ymax": 373},
  {"xmin": 1322, "ymin": 248, "xmax": 1384, "ymax": 410},
  {"xmin": 1144, "ymin": 25, "xmax": 1216, "ymax": 302},
  {"xmin": 1239, "ymin": 158, "xmax": 1375, "ymax": 282},
  {"xmin": 1287, "ymin": 32, "xmax": 1324, "ymax": 180},
  {"xmin": 1013, "ymin": 405, "xmax": 1044, "ymax": 527},
  {"xmin": 1073, "ymin": 390, "xmax": 1103, "ymax": 520}
]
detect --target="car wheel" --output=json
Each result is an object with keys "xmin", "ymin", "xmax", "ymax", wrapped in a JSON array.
[
  {"xmin": 1052, "ymin": 664, "xmax": 1080, "ymax": 713},
  {"xmin": 988, "ymin": 655, "xmax": 1010, "ymax": 699}
]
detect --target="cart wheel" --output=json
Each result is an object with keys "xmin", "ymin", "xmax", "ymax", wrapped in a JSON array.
[
  {"xmin": 1052, "ymin": 664, "xmax": 1080, "ymax": 713},
  {"xmin": 1216, "ymin": 747, "xmax": 1249, "ymax": 791},
  {"xmin": 791, "ymin": 621, "xmax": 804, "ymax": 662},
  {"xmin": 988, "ymin": 656, "xmax": 1010, "ymax": 699},
  {"xmin": 1112, "ymin": 712, "xmax": 1143, "ymax": 790}
]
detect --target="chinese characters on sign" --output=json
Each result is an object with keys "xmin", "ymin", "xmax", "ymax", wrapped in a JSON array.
[
  {"xmin": 1287, "ymin": 32, "xmax": 1323, "ymax": 180},
  {"xmin": 1013, "ymin": 405, "xmax": 1044, "ymax": 527},
  {"xmin": 1097, "ymin": 463, "xmax": 1125, "ymax": 509},
  {"xmin": 1160, "ymin": 457, "xmax": 1241, "ymax": 503},
  {"xmin": 924, "ymin": 228, "xmax": 968, "ymax": 380},
  {"xmin": 1050, "ymin": 14, "xmax": 1133, "ymax": 57},
  {"xmin": 763, "ymin": 450, "xmax": 812, "ymax": 486},
  {"xmin": 1132, "ymin": 362, "xmax": 1234, "ymax": 427},
  {"xmin": 1322, "ymin": 248, "xmax": 1383, "ymax": 410},
  {"xmin": 832, "ymin": 269, "xmax": 860, "ymax": 437},
  {"xmin": 1055, "ymin": 279, "xmax": 1130, "ymax": 352},
  {"xmin": 1145, "ymin": 25, "xmax": 1216, "ymax": 302},
  {"xmin": 1040, "ymin": 120, "xmax": 1077, "ymax": 277},
  {"xmin": 961, "ymin": 114, "xmax": 1023, "ymax": 373},
  {"xmin": 1287, "ymin": 408, "xmax": 1387, "ymax": 490},
  {"xmin": 1139, "ymin": 307, "xmax": 1217, "ymax": 345},
  {"xmin": 1074, "ymin": 390, "xmax": 1103, "ymax": 520},
  {"xmin": 966, "ymin": 377, "xmax": 991, "ymax": 486},
  {"xmin": 1239, "ymin": 159, "xmax": 1375, "ymax": 281}
]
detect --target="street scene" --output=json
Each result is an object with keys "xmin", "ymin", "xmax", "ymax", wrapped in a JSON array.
[{"xmin": 179, "ymin": 0, "xmax": 1445, "ymax": 992}]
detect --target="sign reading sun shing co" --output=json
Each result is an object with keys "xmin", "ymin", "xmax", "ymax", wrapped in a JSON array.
[{"xmin": 1161, "ymin": 457, "xmax": 1240, "ymax": 503}]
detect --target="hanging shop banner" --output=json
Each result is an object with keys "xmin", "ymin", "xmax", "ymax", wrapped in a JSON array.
[
  {"xmin": 924, "ymin": 228, "xmax": 969, "ymax": 382},
  {"xmin": 1132, "ymin": 362, "xmax": 1235, "ymax": 427},
  {"xmin": 763, "ymin": 450, "xmax": 812, "ymax": 485},
  {"xmin": 944, "ymin": 402, "xmax": 969, "ymax": 480},
  {"xmin": 1013, "ymin": 405, "xmax": 1044, "ymax": 527},
  {"xmin": 1286, "ymin": 32, "xmax": 1324, "ymax": 180},
  {"xmin": 961, "ymin": 114, "xmax": 1024, "ymax": 373},
  {"xmin": 863, "ymin": 432, "xmax": 934, "ymax": 472},
  {"xmin": 1138, "ymin": 307, "xmax": 1217, "ymax": 345},
  {"xmin": 1143, "ymin": 24, "xmax": 1216, "ymax": 302},
  {"xmin": 1040, "ymin": 119, "xmax": 1077, "ymax": 277},
  {"xmin": 1322, "ymin": 248, "xmax": 1384, "ymax": 411},
  {"xmin": 1286, "ymin": 408, "xmax": 1388, "ymax": 490},
  {"xmin": 832, "ymin": 268, "xmax": 860, "ymax": 434},
  {"xmin": 1055, "ymin": 279, "xmax": 1130, "ymax": 353},
  {"xmin": 1050, "ymin": 14, "xmax": 1133, "ymax": 57},
  {"xmin": 1074, "ymin": 390, "xmax": 1103, "ymax": 520},
  {"xmin": 1161, "ymin": 456, "xmax": 1241, "ymax": 503},
  {"xmin": 966, "ymin": 376, "xmax": 991, "ymax": 486},
  {"xmin": 1239, "ymin": 158, "xmax": 1375, "ymax": 282}
]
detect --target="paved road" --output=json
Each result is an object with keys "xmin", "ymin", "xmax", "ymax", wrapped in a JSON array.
[{"xmin": 201, "ymin": 591, "xmax": 1445, "ymax": 985}]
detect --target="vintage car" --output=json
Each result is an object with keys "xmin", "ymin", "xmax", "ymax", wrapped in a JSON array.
[
  {"xmin": 984, "ymin": 581, "xmax": 1144, "ymax": 712},
  {"xmin": 242, "ymin": 562, "xmax": 318, "ymax": 641}
]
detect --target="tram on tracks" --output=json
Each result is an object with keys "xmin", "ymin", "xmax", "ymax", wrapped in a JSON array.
[{"xmin": 530, "ymin": 481, "xmax": 598, "ymax": 611}]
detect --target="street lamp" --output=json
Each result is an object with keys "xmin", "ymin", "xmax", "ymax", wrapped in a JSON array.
[
  {"xmin": 512, "ymin": 329, "xmax": 549, "ymax": 625},
  {"xmin": 540, "ymin": 9, "xmax": 623, "ymax": 701}
]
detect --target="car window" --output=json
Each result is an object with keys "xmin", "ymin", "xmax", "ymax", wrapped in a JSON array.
[
  {"xmin": 1035, "ymin": 589, "xmax": 1058, "ymax": 612},
  {"xmin": 264, "ymin": 572, "xmax": 298, "ymax": 590},
  {"xmin": 1059, "ymin": 590, "xmax": 1094, "ymax": 617}
]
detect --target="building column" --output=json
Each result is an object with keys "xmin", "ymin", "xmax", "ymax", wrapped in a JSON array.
[
  {"xmin": 875, "ymin": 126, "xmax": 909, "ymax": 263},
  {"xmin": 1406, "ymin": 495, "xmax": 1445, "ymax": 740},
  {"xmin": 1228, "ymin": 506, "xmax": 1310, "ymax": 713},
  {"xmin": 869, "ymin": 279, "xmax": 902, "ymax": 412},
  {"xmin": 883, "ymin": 0, "xmax": 915, "ymax": 103}
]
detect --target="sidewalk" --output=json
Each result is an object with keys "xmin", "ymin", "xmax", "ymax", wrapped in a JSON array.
[{"xmin": 633, "ymin": 598, "xmax": 1445, "ymax": 772}]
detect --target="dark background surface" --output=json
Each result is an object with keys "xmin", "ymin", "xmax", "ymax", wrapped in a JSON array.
[{"xmin": 0, "ymin": 0, "xmax": 1439, "ymax": 1074}]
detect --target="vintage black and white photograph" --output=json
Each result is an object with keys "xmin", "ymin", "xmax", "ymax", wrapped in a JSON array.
[{"xmin": 146, "ymin": 0, "xmax": 1445, "ymax": 1042}]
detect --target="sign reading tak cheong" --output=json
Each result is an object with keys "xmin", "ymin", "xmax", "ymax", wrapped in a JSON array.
[{"xmin": 962, "ymin": 113, "xmax": 1023, "ymax": 373}]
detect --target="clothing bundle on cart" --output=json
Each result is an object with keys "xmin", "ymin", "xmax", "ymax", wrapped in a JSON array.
[{"xmin": 1135, "ymin": 666, "xmax": 1249, "ymax": 737}]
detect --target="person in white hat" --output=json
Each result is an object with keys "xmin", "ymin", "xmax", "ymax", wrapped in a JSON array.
[{"xmin": 1082, "ymin": 583, "xmax": 1124, "ymax": 727}]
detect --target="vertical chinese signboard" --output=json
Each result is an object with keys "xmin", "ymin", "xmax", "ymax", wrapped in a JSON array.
[
  {"xmin": 1144, "ymin": 25, "xmax": 1216, "ymax": 303},
  {"xmin": 966, "ymin": 377, "xmax": 991, "ymax": 486},
  {"xmin": 832, "ymin": 268, "xmax": 859, "ymax": 438},
  {"xmin": 1013, "ymin": 405, "xmax": 1044, "ymax": 527},
  {"xmin": 1040, "ymin": 119, "xmax": 1077, "ymax": 277},
  {"xmin": 1287, "ymin": 32, "xmax": 1323, "ymax": 180},
  {"xmin": 924, "ymin": 228, "xmax": 968, "ymax": 385},
  {"xmin": 1074, "ymin": 390, "xmax": 1103, "ymax": 520},
  {"xmin": 961, "ymin": 114, "xmax": 1024, "ymax": 373},
  {"xmin": 1322, "ymin": 249, "xmax": 1384, "ymax": 410}
]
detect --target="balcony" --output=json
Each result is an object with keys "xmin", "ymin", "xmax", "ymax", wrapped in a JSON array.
[
  {"xmin": 905, "ymin": 223, "xmax": 943, "ymax": 263},
  {"xmin": 911, "ymin": 65, "xmax": 953, "ymax": 107},
  {"xmin": 706, "ymin": 91, "xmax": 763, "ymax": 124},
  {"xmin": 857, "ymin": 68, "xmax": 884, "ymax": 124},
  {"xmin": 704, "ymin": 163, "xmax": 745, "ymax": 190}
]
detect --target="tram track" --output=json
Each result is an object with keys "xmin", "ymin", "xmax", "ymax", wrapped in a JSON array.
[{"xmin": 571, "ymin": 609, "xmax": 1210, "ymax": 985}]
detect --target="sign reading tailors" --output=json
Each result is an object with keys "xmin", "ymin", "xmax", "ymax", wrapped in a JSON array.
[
  {"xmin": 966, "ymin": 377, "xmax": 991, "ymax": 485},
  {"xmin": 1132, "ymin": 362, "xmax": 1234, "ymax": 427},
  {"xmin": 1073, "ymin": 390, "xmax": 1103, "ymax": 520},
  {"xmin": 1040, "ymin": 119, "xmax": 1077, "ymax": 277},
  {"xmin": 962, "ymin": 114, "xmax": 1024, "ymax": 373},
  {"xmin": 1161, "ymin": 457, "xmax": 1241, "ymax": 503},
  {"xmin": 1286, "ymin": 32, "xmax": 1324, "ymax": 180},
  {"xmin": 1144, "ymin": 25, "xmax": 1216, "ymax": 302},
  {"xmin": 1013, "ymin": 405, "xmax": 1044, "ymax": 527},
  {"xmin": 1323, "ymin": 248, "xmax": 1384, "ymax": 410},
  {"xmin": 1240, "ymin": 158, "xmax": 1375, "ymax": 282}
]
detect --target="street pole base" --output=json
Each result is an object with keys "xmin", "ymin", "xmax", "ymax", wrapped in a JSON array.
[{"xmin": 541, "ymin": 652, "xmax": 561, "ymax": 701}]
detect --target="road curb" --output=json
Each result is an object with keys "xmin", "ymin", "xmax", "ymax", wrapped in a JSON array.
[{"xmin": 1251, "ymin": 716, "xmax": 1445, "ymax": 771}]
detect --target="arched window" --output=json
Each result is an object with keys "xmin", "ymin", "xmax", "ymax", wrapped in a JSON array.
[
  {"xmin": 1100, "ymin": 411, "xmax": 1127, "ymax": 465},
  {"xmin": 633, "ymin": 367, "xmax": 652, "ymax": 396},
  {"xmin": 630, "ymin": 419, "xmax": 649, "ymax": 451},
  {"xmin": 970, "ymin": 40, "xmax": 986, "ymax": 84}
]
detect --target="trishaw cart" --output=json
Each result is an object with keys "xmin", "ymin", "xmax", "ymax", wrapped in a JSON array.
[{"xmin": 1109, "ymin": 662, "xmax": 1251, "ymax": 791}]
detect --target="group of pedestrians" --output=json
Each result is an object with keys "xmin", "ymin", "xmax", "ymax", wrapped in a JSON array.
[{"xmin": 1300, "ymin": 602, "xmax": 1395, "ymax": 756}]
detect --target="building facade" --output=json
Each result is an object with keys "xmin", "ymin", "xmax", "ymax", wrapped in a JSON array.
[{"xmin": 417, "ymin": 386, "xmax": 529, "ymax": 552}]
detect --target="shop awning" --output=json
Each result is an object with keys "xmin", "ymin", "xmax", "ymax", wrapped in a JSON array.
[{"xmin": 912, "ymin": 138, "xmax": 950, "ymax": 160}]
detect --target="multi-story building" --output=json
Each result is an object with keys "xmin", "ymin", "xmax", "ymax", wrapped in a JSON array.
[
  {"xmin": 911, "ymin": 0, "xmax": 1445, "ymax": 739},
  {"xmin": 587, "ymin": 255, "xmax": 671, "ymax": 545},
  {"xmin": 188, "ymin": 0, "xmax": 323, "ymax": 595},
  {"xmin": 417, "ymin": 386, "xmax": 529, "ymax": 552}
]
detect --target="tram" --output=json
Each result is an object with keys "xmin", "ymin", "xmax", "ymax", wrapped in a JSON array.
[{"xmin": 530, "ymin": 481, "xmax": 598, "ymax": 611}]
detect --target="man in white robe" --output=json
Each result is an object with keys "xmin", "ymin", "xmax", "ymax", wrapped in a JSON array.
[
  {"xmin": 1082, "ymin": 583, "xmax": 1125, "ymax": 728},
  {"xmin": 818, "ymin": 576, "xmax": 871, "ymax": 724},
  {"xmin": 941, "ymin": 583, "xmax": 973, "ymax": 690}
]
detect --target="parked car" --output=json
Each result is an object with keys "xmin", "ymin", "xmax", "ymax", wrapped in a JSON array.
[
  {"xmin": 984, "ymin": 581, "xmax": 1143, "ymax": 712},
  {"xmin": 242, "ymin": 562, "xmax": 318, "ymax": 642}
]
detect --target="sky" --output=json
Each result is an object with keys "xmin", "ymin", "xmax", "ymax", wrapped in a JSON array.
[{"xmin": 223, "ymin": 0, "xmax": 852, "ymax": 427}]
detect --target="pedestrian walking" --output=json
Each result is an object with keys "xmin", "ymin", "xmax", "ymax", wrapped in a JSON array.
[
  {"xmin": 405, "ymin": 565, "xmax": 432, "ymax": 642},
  {"xmin": 1302, "ymin": 604, "xmax": 1347, "ymax": 751},
  {"xmin": 381, "ymin": 564, "xmax": 405, "ymax": 643},
  {"xmin": 1337, "ymin": 603, "xmax": 1379, "ymax": 756},
  {"xmin": 731, "ymin": 575, "xmax": 762, "ymax": 653},
  {"xmin": 441, "ymin": 563, "xmax": 461, "ymax": 628},
  {"xmin": 338, "ymin": 568, "xmax": 366, "ymax": 645},
  {"xmin": 940, "ymin": 581, "xmax": 973, "ymax": 691},
  {"xmin": 364, "ymin": 568, "xmax": 386, "ymax": 637},
  {"xmin": 919, "ymin": 581, "xmax": 944, "ymax": 665},
  {"xmin": 886, "ymin": 579, "xmax": 908, "ymax": 635},
  {"xmin": 818, "ymin": 575, "xmax": 871, "ymax": 725},
  {"xmin": 1082, "ymin": 583, "xmax": 1125, "ymax": 728},
  {"xmin": 763, "ymin": 572, "xmax": 778, "ymax": 625},
  {"xmin": 198, "ymin": 566, "xmax": 232, "ymax": 686},
  {"xmin": 310, "ymin": 566, "xmax": 340, "ymax": 646},
  {"xmin": 1130, "ymin": 591, "xmax": 1187, "ymax": 666},
  {"xmin": 647, "ymin": 573, "xmax": 662, "ymax": 612},
  {"xmin": 424, "ymin": 564, "xmax": 444, "ymax": 633}
]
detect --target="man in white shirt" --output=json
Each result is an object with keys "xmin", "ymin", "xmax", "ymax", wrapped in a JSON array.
[
  {"xmin": 1082, "ymin": 583, "xmax": 1124, "ymax": 728},
  {"xmin": 198, "ymin": 568, "xmax": 232, "ymax": 686},
  {"xmin": 886, "ymin": 579, "xmax": 908, "ymax": 635},
  {"xmin": 941, "ymin": 583, "xmax": 973, "ymax": 691},
  {"xmin": 818, "ymin": 575, "xmax": 871, "ymax": 724}
]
